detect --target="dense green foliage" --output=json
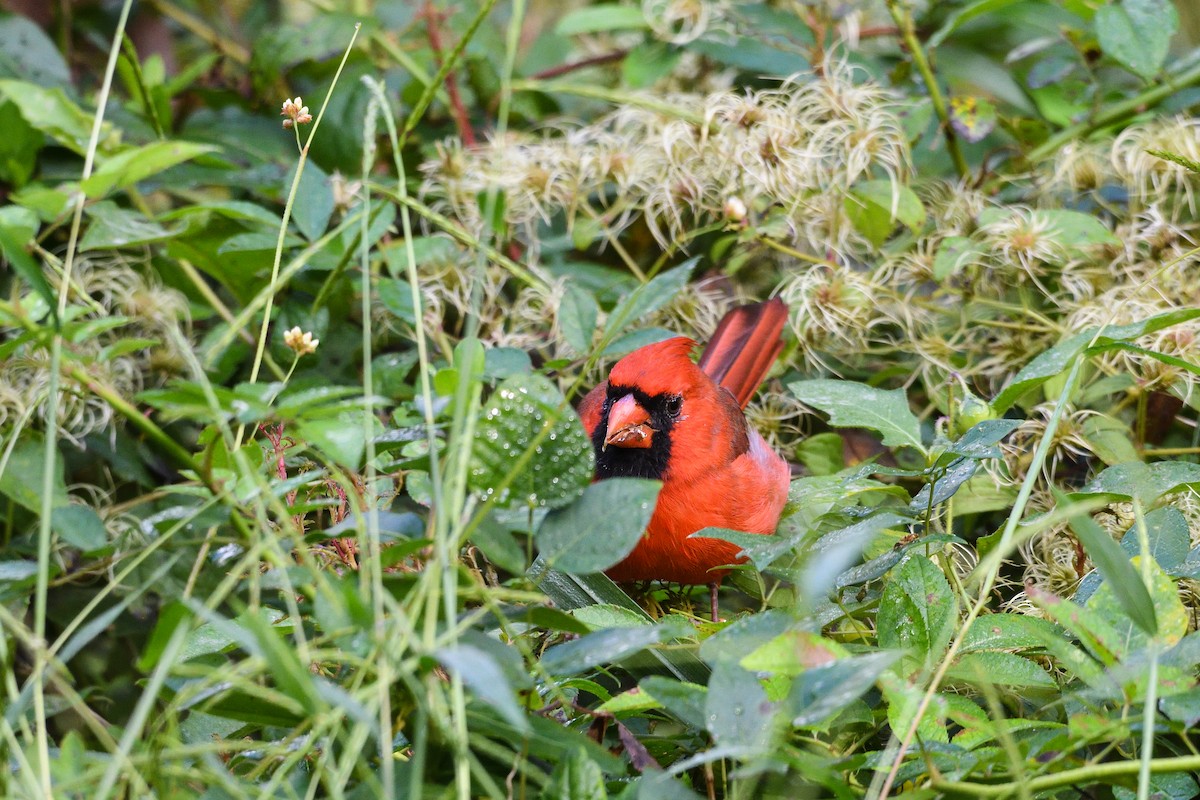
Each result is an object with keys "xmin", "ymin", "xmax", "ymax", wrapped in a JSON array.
[{"xmin": 4, "ymin": 0, "xmax": 1200, "ymax": 797}]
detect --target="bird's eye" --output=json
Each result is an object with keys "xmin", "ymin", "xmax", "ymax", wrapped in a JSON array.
[{"xmin": 664, "ymin": 395, "xmax": 683, "ymax": 417}]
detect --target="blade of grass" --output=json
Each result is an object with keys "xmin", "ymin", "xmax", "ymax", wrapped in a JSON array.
[{"xmin": 34, "ymin": 2, "xmax": 133, "ymax": 795}]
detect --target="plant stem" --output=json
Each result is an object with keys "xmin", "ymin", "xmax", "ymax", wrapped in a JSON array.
[
  {"xmin": 35, "ymin": 2, "xmax": 132, "ymax": 794},
  {"xmin": 1027, "ymin": 52, "xmax": 1200, "ymax": 163},
  {"xmin": 932, "ymin": 755, "xmax": 1200, "ymax": 797},
  {"xmin": 886, "ymin": 0, "xmax": 969, "ymax": 179}
]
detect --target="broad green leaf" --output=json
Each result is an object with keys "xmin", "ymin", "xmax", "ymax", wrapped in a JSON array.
[
  {"xmin": 795, "ymin": 432, "xmax": 844, "ymax": 476},
  {"xmin": 0, "ymin": 16, "xmax": 70, "ymax": 86},
  {"xmin": 556, "ymin": 4, "xmax": 648, "ymax": 35},
  {"xmin": 470, "ymin": 373, "xmax": 594, "ymax": 510},
  {"xmin": 296, "ymin": 413, "xmax": 377, "ymax": 468},
  {"xmin": 539, "ymin": 617, "xmax": 691, "ymax": 675},
  {"xmin": 0, "ymin": 79, "xmax": 113, "ymax": 155},
  {"xmin": 540, "ymin": 748, "xmax": 608, "ymax": 800},
  {"xmin": 704, "ymin": 660, "xmax": 775, "ymax": 753},
  {"xmin": 1121, "ymin": 507, "xmax": 1190, "ymax": 571},
  {"xmin": 529, "ymin": 561, "xmax": 710, "ymax": 683},
  {"xmin": 1057, "ymin": 488, "xmax": 1157, "ymax": 635},
  {"xmin": 1027, "ymin": 584, "xmax": 1127, "ymax": 667},
  {"xmin": 740, "ymin": 630, "xmax": 849, "ymax": 676},
  {"xmin": 537, "ymin": 478, "xmax": 660, "ymax": 574},
  {"xmin": 790, "ymin": 379, "xmax": 924, "ymax": 452},
  {"xmin": 50, "ymin": 505, "xmax": 108, "ymax": 552},
  {"xmin": 877, "ymin": 554, "xmax": 957, "ymax": 668},
  {"xmin": 1096, "ymin": 0, "xmax": 1178, "ymax": 79},
  {"xmin": 0, "ymin": 433, "xmax": 69, "ymax": 512},
  {"xmin": 0, "ymin": 219, "xmax": 55, "ymax": 321},
  {"xmin": 483, "ymin": 347, "xmax": 532, "ymax": 380},
  {"xmin": 948, "ymin": 418, "xmax": 1021, "ymax": 459},
  {"xmin": 638, "ymin": 676, "xmax": 707, "ymax": 729},
  {"xmin": 844, "ymin": 179, "xmax": 926, "ymax": 246},
  {"xmin": 787, "ymin": 650, "xmax": 901, "ymax": 728},
  {"xmin": 932, "ymin": 235, "xmax": 983, "ymax": 280},
  {"xmin": 559, "ymin": 283, "xmax": 599, "ymax": 355},
  {"xmin": 600, "ymin": 259, "xmax": 697, "ymax": 348},
  {"xmin": 80, "ymin": 201, "xmax": 178, "ymax": 250},
  {"xmin": 928, "ymin": 0, "xmax": 1026, "ymax": 47},
  {"xmin": 82, "ymin": 141, "xmax": 219, "ymax": 198},
  {"xmin": 991, "ymin": 307, "xmax": 1200, "ymax": 412},
  {"xmin": 438, "ymin": 644, "xmax": 530, "ymax": 734},
  {"xmin": 0, "ymin": 100, "xmax": 42, "ymax": 187},
  {"xmin": 1087, "ymin": 556, "xmax": 1188, "ymax": 650},
  {"xmin": 961, "ymin": 613, "xmax": 1065, "ymax": 653},
  {"xmin": 290, "ymin": 161, "xmax": 334, "ymax": 241},
  {"xmin": 1074, "ymin": 461, "xmax": 1200, "ymax": 504},
  {"xmin": 946, "ymin": 651, "xmax": 1057, "ymax": 689},
  {"xmin": 1039, "ymin": 209, "xmax": 1119, "ymax": 250}
]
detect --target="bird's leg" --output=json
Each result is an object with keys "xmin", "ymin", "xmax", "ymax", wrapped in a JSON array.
[{"xmin": 708, "ymin": 581, "xmax": 719, "ymax": 623}]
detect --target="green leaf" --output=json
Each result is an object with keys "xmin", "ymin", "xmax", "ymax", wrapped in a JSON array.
[
  {"xmin": 1057, "ymin": 487, "xmax": 1157, "ymax": 635},
  {"xmin": 932, "ymin": 235, "xmax": 983, "ymax": 281},
  {"xmin": 0, "ymin": 15, "xmax": 70, "ymax": 86},
  {"xmin": 1088, "ymin": 556, "xmax": 1188, "ymax": 652},
  {"xmin": 1148, "ymin": 148, "xmax": 1200, "ymax": 174},
  {"xmin": 961, "ymin": 613, "xmax": 1065, "ymax": 653},
  {"xmin": 539, "ymin": 617, "xmax": 691, "ymax": 675},
  {"xmin": 0, "ymin": 100, "xmax": 42, "ymax": 187},
  {"xmin": 1039, "ymin": 209, "xmax": 1120, "ymax": 250},
  {"xmin": 928, "ymin": 0, "xmax": 1026, "ymax": 47},
  {"xmin": 945, "ymin": 651, "xmax": 1057, "ymax": 689},
  {"xmin": 0, "ymin": 433, "xmax": 69, "ymax": 512},
  {"xmin": 536, "ymin": 478, "xmax": 661, "ymax": 574},
  {"xmin": 295, "ymin": 412, "xmax": 377, "ymax": 469},
  {"xmin": 639, "ymin": 676, "xmax": 707, "ymax": 729},
  {"xmin": 705, "ymin": 660, "xmax": 774, "ymax": 752},
  {"xmin": 1074, "ymin": 461, "xmax": 1200, "ymax": 504},
  {"xmin": 1096, "ymin": 0, "xmax": 1178, "ymax": 80},
  {"xmin": 0, "ymin": 219, "xmax": 55, "ymax": 322},
  {"xmin": 469, "ymin": 373, "xmax": 594, "ymax": 510},
  {"xmin": 795, "ymin": 432, "xmax": 844, "ymax": 476},
  {"xmin": 1122, "ymin": 507, "xmax": 1189, "ymax": 571},
  {"xmin": 50, "ymin": 505, "xmax": 108, "ymax": 552},
  {"xmin": 81, "ymin": 141, "xmax": 219, "ymax": 198},
  {"xmin": 844, "ymin": 180, "xmax": 925, "ymax": 246},
  {"xmin": 787, "ymin": 650, "xmax": 901, "ymax": 728},
  {"xmin": 559, "ymin": 283, "xmax": 599, "ymax": 355},
  {"xmin": 556, "ymin": 4, "xmax": 648, "ymax": 35},
  {"xmin": 540, "ymin": 748, "xmax": 608, "ymax": 800},
  {"xmin": 290, "ymin": 161, "xmax": 334, "ymax": 241},
  {"xmin": 991, "ymin": 306, "xmax": 1200, "ymax": 412},
  {"xmin": 80, "ymin": 201, "xmax": 178, "ymax": 250},
  {"xmin": 877, "ymin": 554, "xmax": 957, "ymax": 668},
  {"xmin": 600, "ymin": 259, "xmax": 697, "ymax": 348},
  {"xmin": 0, "ymin": 79, "xmax": 111, "ymax": 155},
  {"xmin": 438, "ymin": 644, "xmax": 530, "ymax": 735},
  {"xmin": 790, "ymin": 379, "xmax": 924, "ymax": 452}
]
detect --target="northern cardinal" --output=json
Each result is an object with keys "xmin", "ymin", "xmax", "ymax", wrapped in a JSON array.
[{"xmin": 578, "ymin": 298, "xmax": 791, "ymax": 619}]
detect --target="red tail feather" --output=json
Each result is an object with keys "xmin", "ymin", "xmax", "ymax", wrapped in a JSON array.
[{"xmin": 696, "ymin": 297, "xmax": 788, "ymax": 408}]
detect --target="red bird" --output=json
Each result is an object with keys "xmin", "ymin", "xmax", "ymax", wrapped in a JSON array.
[{"xmin": 578, "ymin": 298, "xmax": 791, "ymax": 619}]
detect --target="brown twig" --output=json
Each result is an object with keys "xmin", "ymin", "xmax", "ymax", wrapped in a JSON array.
[
  {"xmin": 532, "ymin": 49, "xmax": 629, "ymax": 80},
  {"xmin": 422, "ymin": 1, "xmax": 477, "ymax": 146}
]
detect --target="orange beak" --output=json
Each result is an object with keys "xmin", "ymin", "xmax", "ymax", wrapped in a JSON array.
[{"xmin": 604, "ymin": 394, "xmax": 654, "ymax": 450}]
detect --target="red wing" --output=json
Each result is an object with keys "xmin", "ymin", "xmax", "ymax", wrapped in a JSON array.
[{"xmin": 696, "ymin": 297, "xmax": 788, "ymax": 409}]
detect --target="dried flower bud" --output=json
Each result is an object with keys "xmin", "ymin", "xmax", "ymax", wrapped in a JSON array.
[
  {"xmin": 280, "ymin": 96, "xmax": 312, "ymax": 129},
  {"xmin": 723, "ymin": 195, "xmax": 747, "ymax": 222},
  {"xmin": 283, "ymin": 326, "xmax": 319, "ymax": 356}
]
